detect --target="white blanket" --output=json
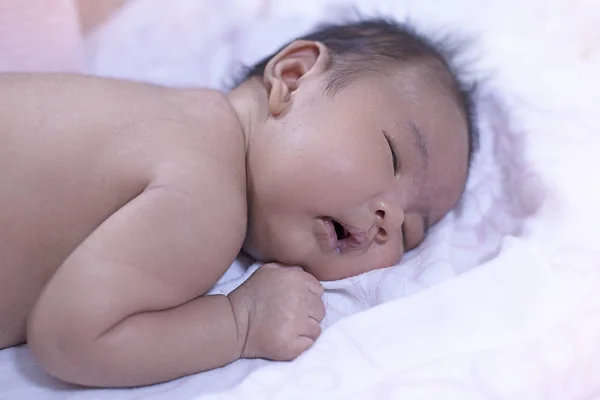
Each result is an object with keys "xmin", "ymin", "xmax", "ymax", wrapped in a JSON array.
[{"xmin": 1, "ymin": 0, "xmax": 599, "ymax": 399}]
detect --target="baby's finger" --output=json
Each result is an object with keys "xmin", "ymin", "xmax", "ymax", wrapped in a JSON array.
[
  {"xmin": 292, "ymin": 336, "xmax": 315, "ymax": 358},
  {"xmin": 309, "ymin": 294, "xmax": 326, "ymax": 322},
  {"xmin": 301, "ymin": 318, "xmax": 322, "ymax": 340},
  {"xmin": 304, "ymin": 274, "xmax": 324, "ymax": 297},
  {"xmin": 262, "ymin": 263, "xmax": 285, "ymax": 270},
  {"xmin": 263, "ymin": 263, "xmax": 304, "ymax": 272}
]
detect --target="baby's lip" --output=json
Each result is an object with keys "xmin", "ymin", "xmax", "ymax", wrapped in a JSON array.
[
  {"xmin": 345, "ymin": 225, "xmax": 371, "ymax": 245},
  {"xmin": 321, "ymin": 217, "xmax": 338, "ymax": 252},
  {"xmin": 319, "ymin": 217, "xmax": 373, "ymax": 254}
]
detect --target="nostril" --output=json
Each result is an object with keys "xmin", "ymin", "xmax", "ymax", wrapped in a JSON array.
[
  {"xmin": 376, "ymin": 210, "xmax": 385, "ymax": 219},
  {"xmin": 377, "ymin": 227, "xmax": 388, "ymax": 241}
]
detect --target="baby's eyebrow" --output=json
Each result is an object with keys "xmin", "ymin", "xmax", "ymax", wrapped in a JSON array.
[{"xmin": 410, "ymin": 122, "xmax": 429, "ymax": 170}]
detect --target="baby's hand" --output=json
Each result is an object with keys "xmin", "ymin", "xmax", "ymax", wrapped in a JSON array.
[{"xmin": 228, "ymin": 264, "xmax": 325, "ymax": 361}]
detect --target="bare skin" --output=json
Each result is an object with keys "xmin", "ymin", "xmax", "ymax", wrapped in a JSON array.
[
  {"xmin": 0, "ymin": 73, "xmax": 324, "ymax": 387},
  {"xmin": 232, "ymin": 41, "xmax": 469, "ymax": 280},
  {"xmin": 0, "ymin": 41, "xmax": 468, "ymax": 388}
]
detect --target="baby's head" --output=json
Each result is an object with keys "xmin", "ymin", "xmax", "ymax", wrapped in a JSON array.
[{"xmin": 228, "ymin": 18, "xmax": 477, "ymax": 281}]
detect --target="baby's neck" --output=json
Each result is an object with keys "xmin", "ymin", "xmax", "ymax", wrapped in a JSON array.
[
  {"xmin": 226, "ymin": 78, "xmax": 268, "ymax": 156},
  {"xmin": 225, "ymin": 79, "xmax": 268, "ymax": 259}
]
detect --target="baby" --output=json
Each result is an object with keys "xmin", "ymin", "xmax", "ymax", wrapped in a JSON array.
[{"xmin": 0, "ymin": 19, "xmax": 476, "ymax": 387}]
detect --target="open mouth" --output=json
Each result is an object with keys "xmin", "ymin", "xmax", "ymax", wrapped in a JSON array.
[
  {"xmin": 332, "ymin": 219, "xmax": 350, "ymax": 241},
  {"xmin": 320, "ymin": 217, "xmax": 367, "ymax": 254}
]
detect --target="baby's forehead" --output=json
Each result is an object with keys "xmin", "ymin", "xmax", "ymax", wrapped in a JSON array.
[
  {"xmin": 352, "ymin": 69, "xmax": 469, "ymax": 159},
  {"xmin": 330, "ymin": 63, "xmax": 464, "ymax": 122},
  {"xmin": 323, "ymin": 59, "xmax": 471, "ymax": 155},
  {"xmin": 330, "ymin": 57, "xmax": 458, "ymax": 102}
]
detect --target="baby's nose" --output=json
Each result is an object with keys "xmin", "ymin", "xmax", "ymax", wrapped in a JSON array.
[{"xmin": 374, "ymin": 204, "xmax": 404, "ymax": 244}]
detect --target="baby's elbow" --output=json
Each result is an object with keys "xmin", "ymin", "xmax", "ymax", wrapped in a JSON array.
[{"xmin": 27, "ymin": 307, "xmax": 103, "ymax": 386}]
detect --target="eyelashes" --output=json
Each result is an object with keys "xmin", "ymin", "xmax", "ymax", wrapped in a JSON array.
[
  {"xmin": 390, "ymin": 144, "xmax": 399, "ymax": 173},
  {"xmin": 401, "ymin": 223, "xmax": 407, "ymax": 249},
  {"xmin": 382, "ymin": 129, "xmax": 399, "ymax": 174}
]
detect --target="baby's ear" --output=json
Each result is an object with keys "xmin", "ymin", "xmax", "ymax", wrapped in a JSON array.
[{"xmin": 263, "ymin": 40, "xmax": 330, "ymax": 116}]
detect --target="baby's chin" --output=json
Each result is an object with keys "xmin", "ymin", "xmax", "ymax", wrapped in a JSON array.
[
  {"xmin": 242, "ymin": 234, "xmax": 288, "ymax": 262},
  {"xmin": 242, "ymin": 234, "xmax": 333, "ymax": 278},
  {"xmin": 240, "ymin": 241, "xmax": 262, "ymax": 263},
  {"xmin": 240, "ymin": 239, "xmax": 284, "ymax": 266}
]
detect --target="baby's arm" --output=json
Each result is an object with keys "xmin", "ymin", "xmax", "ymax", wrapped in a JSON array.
[
  {"xmin": 27, "ymin": 182, "xmax": 245, "ymax": 387},
  {"xmin": 27, "ymin": 176, "xmax": 325, "ymax": 388}
]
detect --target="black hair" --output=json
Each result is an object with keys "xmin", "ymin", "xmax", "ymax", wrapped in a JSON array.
[{"xmin": 234, "ymin": 18, "xmax": 478, "ymax": 163}]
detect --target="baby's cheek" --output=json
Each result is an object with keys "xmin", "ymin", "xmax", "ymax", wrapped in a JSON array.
[
  {"xmin": 364, "ymin": 246, "xmax": 404, "ymax": 274},
  {"xmin": 272, "ymin": 146, "xmax": 378, "ymax": 209},
  {"xmin": 274, "ymin": 160, "xmax": 334, "ymax": 203}
]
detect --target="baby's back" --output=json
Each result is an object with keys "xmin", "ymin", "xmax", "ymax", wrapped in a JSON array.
[{"xmin": 0, "ymin": 74, "xmax": 246, "ymax": 348}]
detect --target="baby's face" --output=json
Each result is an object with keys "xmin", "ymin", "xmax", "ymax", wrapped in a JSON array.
[{"xmin": 243, "ymin": 72, "xmax": 469, "ymax": 281}]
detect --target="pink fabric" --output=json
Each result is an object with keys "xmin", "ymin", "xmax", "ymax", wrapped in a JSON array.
[{"xmin": 0, "ymin": 0, "xmax": 83, "ymax": 72}]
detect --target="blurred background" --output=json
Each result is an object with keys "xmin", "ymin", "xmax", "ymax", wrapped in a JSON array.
[{"xmin": 1, "ymin": 0, "xmax": 597, "ymax": 91}]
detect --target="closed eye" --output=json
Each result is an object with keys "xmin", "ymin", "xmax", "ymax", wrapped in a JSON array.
[
  {"xmin": 382, "ymin": 130, "xmax": 398, "ymax": 174},
  {"xmin": 401, "ymin": 223, "xmax": 407, "ymax": 249}
]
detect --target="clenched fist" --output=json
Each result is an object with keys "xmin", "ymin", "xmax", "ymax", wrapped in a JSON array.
[{"xmin": 228, "ymin": 264, "xmax": 326, "ymax": 361}]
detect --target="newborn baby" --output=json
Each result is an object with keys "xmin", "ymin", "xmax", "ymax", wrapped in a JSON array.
[{"xmin": 0, "ymin": 19, "xmax": 476, "ymax": 387}]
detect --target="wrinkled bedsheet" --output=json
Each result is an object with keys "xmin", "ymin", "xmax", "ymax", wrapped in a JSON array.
[{"xmin": 1, "ymin": 0, "xmax": 599, "ymax": 399}]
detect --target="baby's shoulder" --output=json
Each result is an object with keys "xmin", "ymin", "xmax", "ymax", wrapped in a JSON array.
[
  {"xmin": 156, "ymin": 88, "xmax": 246, "ymax": 174},
  {"xmin": 147, "ymin": 88, "xmax": 247, "ymax": 203},
  {"xmin": 176, "ymin": 89, "xmax": 241, "ymax": 133},
  {"xmin": 166, "ymin": 88, "xmax": 244, "ymax": 150}
]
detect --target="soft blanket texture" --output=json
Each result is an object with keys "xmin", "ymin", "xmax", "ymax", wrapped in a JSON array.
[{"xmin": 0, "ymin": 0, "xmax": 599, "ymax": 398}]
